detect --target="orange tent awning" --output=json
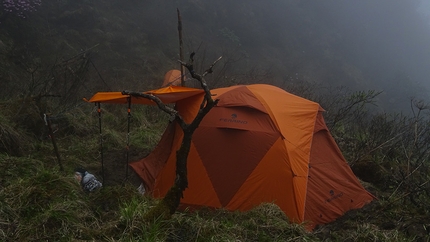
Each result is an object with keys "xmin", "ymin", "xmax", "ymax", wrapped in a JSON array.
[{"xmin": 85, "ymin": 86, "xmax": 204, "ymax": 105}]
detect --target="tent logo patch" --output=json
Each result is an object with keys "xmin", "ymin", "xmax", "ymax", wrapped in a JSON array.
[
  {"xmin": 326, "ymin": 190, "xmax": 343, "ymax": 203},
  {"xmin": 219, "ymin": 113, "xmax": 248, "ymax": 124}
]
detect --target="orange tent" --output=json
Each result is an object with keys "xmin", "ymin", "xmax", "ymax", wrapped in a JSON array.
[{"xmin": 129, "ymin": 84, "xmax": 375, "ymax": 229}]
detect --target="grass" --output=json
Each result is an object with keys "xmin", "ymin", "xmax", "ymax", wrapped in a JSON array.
[
  {"xmin": 0, "ymin": 102, "xmax": 429, "ymax": 241},
  {"xmin": 168, "ymin": 204, "xmax": 317, "ymax": 242}
]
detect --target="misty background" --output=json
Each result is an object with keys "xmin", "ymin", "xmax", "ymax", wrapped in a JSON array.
[{"xmin": 1, "ymin": 0, "xmax": 430, "ymax": 114}]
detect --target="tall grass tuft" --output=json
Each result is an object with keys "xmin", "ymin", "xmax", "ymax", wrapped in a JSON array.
[
  {"xmin": 0, "ymin": 116, "xmax": 31, "ymax": 156},
  {"xmin": 166, "ymin": 203, "xmax": 318, "ymax": 242},
  {"xmin": 0, "ymin": 163, "xmax": 100, "ymax": 241}
]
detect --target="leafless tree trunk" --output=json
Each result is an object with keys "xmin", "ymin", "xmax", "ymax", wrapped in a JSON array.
[{"xmin": 122, "ymin": 53, "xmax": 221, "ymax": 220}]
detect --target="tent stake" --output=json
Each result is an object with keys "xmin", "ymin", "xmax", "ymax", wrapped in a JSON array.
[
  {"xmin": 97, "ymin": 102, "xmax": 105, "ymax": 185},
  {"xmin": 125, "ymin": 97, "xmax": 131, "ymax": 180}
]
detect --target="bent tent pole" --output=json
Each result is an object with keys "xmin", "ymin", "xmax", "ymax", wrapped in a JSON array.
[{"xmin": 97, "ymin": 102, "xmax": 105, "ymax": 185}]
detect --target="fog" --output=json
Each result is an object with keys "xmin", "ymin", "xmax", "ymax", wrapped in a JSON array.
[
  {"xmin": 313, "ymin": 0, "xmax": 430, "ymax": 112},
  {"xmin": 169, "ymin": 0, "xmax": 430, "ymax": 113},
  {"xmin": 2, "ymin": 0, "xmax": 430, "ymax": 114},
  {"xmin": 419, "ymin": 0, "xmax": 430, "ymax": 15}
]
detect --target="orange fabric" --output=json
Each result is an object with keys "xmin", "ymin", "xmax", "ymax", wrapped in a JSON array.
[
  {"xmin": 85, "ymin": 86, "xmax": 204, "ymax": 105},
  {"xmin": 215, "ymin": 85, "xmax": 268, "ymax": 113},
  {"xmin": 151, "ymin": 122, "xmax": 184, "ymax": 198},
  {"xmin": 129, "ymin": 123, "xmax": 175, "ymax": 192},
  {"xmin": 182, "ymin": 143, "xmax": 222, "ymax": 208},
  {"xmin": 162, "ymin": 69, "xmax": 182, "ymax": 87},
  {"xmin": 248, "ymin": 85, "xmax": 320, "ymax": 222},
  {"xmin": 193, "ymin": 127, "xmax": 280, "ymax": 206},
  {"xmin": 175, "ymin": 94, "xmax": 205, "ymax": 123},
  {"xmin": 128, "ymin": 84, "xmax": 374, "ymax": 229},
  {"xmin": 227, "ymin": 137, "xmax": 301, "ymax": 221},
  {"xmin": 305, "ymin": 112, "xmax": 375, "ymax": 228}
]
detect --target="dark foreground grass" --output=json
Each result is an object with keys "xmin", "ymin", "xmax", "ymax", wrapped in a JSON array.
[
  {"xmin": 0, "ymin": 153, "xmax": 316, "ymax": 241},
  {"xmin": 0, "ymin": 150, "xmax": 416, "ymax": 241}
]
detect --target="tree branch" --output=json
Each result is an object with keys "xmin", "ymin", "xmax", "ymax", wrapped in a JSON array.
[
  {"xmin": 121, "ymin": 90, "xmax": 187, "ymax": 128},
  {"xmin": 143, "ymin": 53, "xmax": 221, "ymax": 221},
  {"xmin": 179, "ymin": 55, "xmax": 222, "ymax": 93}
]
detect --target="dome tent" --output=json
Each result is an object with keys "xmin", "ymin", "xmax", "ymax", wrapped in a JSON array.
[{"xmin": 128, "ymin": 84, "xmax": 374, "ymax": 228}]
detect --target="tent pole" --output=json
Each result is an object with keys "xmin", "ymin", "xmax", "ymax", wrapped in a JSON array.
[
  {"xmin": 177, "ymin": 8, "xmax": 185, "ymax": 87},
  {"xmin": 97, "ymin": 102, "xmax": 105, "ymax": 185},
  {"xmin": 125, "ymin": 97, "xmax": 131, "ymax": 180}
]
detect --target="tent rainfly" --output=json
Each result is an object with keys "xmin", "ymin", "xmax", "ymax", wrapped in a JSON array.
[{"xmin": 86, "ymin": 83, "xmax": 375, "ymax": 229}]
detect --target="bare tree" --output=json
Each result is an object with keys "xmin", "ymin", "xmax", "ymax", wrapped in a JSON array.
[{"xmin": 122, "ymin": 53, "xmax": 221, "ymax": 219}]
